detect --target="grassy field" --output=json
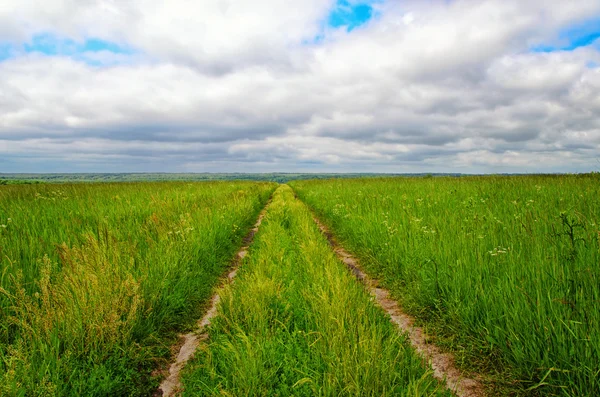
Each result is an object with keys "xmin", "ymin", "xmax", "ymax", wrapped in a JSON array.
[
  {"xmin": 181, "ymin": 185, "xmax": 450, "ymax": 396},
  {"xmin": 0, "ymin": 181, "xmax": 275, "ymax": 396},
  {"xmin": 3, "ymin": 175, "xmax": 598, "ymax": 396},
  {"xmin": 291, "ymin": 175, "xmax": 600, "ymax": 395}
]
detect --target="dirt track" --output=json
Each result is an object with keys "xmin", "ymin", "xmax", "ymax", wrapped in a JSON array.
[
  {"xmin": 156, "ymin": 200, "xmax": 271, "ymax": 397},
  {"xmin": 156, "ymin": 190, "xmax": 485, "ymax": 397},
  {"xmin": 311, "ymin": 214, "xmax": 485, "ymax": 397}
]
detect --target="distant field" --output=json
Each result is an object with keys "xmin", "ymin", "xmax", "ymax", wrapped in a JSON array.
[
  {"xmin": 0, "ymin": 172, "xmax": 460, "ymax": 184},
  {"xmin": 291, "ymin": 175, "xmax": 600, "ymax": 395},
  {"xmin": 0, "ymin": 181, "xmax": 275, "ymax": 395}
]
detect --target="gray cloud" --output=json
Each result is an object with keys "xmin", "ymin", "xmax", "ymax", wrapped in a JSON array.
[{"xmin": 1, "ymin": 0, "xmax": 600, "ymax": 173}]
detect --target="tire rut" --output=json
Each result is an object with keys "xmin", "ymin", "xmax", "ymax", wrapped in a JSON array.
[
  {"xmin": 309, "ymin": 212, "xmax": 485, "ymax": 397},
  {"xmin": 155, "ymin": 197, "xmax": 272, "ymax": 397}
]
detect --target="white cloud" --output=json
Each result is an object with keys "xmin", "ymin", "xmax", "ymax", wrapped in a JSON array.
[{"xmin": 1, "ymin": 0, "xmax": 600, "ymax": 173}]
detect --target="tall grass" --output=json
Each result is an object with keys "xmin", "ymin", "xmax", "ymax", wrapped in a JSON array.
[
  {"xmin": 181, "ymin": 185, "xmax": 450, "ymax": 396},
  {"xmin": 0, "ymin": 181, "xmax": 275, "ymax": 396},
  {"xmin": 291, "ymin": 175, "xmax": 600, "ymax": 396}
]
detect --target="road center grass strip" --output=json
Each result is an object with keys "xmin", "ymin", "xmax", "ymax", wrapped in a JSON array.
[
  {"xmin": 180, "ymin": 185, "xmax": 452, "ymax": 396},
  {"xmin": 0, "ymin": 181, "xmax": 276, "ymax": 396},
  {"xmin": 290, "ymin": 175, "xmax": 600, "ymax": 396}
]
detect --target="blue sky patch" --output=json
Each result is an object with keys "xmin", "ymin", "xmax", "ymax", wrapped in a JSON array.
[
  {"xmin": 304, "ymin": 1, "xmax": 378, "ymax": 44},
  {"xmin": 328, "ymin": 0, "xmax": 375, "ymax": 31},
  {"xmin": 24, "ymin": 33, "xmax": 133, "ymax": 56},
  {"xmin": 533, "ymin": 17, "xmax": 600, "ymax": 52},
  {"xmin": 0, "ymin": 33, "xmax": 134, "ymax": 64},
  {"xmin": 0, "ymin": 43, "xmax": 13, "ymax": 62}
]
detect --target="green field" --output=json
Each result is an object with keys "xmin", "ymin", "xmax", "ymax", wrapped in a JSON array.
[
  {"xmin": 1, "ymin": 175, "xmax": 599, "ymax": 396},
  {"xmin": 0, "ymin": 182, "xmax": 275, "ymax": 395},
  {"xmin": 291, "ymin": 175, "xmax": 600, "ymax": 395}
]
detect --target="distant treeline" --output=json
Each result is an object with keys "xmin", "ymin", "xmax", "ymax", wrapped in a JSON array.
[
  {"xmin": 1, "ymin": 172, "xmax": 597, "ymax": 184},
  {"xmin": 0, "ymin": 179, "xmax": 44, "ymax": 185},
  {"xmin": 0, "ymin": 172, "xmax": 462, "ymax": 184}
]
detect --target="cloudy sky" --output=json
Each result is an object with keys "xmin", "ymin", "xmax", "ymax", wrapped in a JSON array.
[{"xmin": 1, "ymin": 0, "xmax": 600, "ymax": 173}]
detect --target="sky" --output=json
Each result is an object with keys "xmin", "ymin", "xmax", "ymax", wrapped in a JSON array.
[{"xmin": 1, "ymin": 0, "xmax": 600, "ymax": 174}]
